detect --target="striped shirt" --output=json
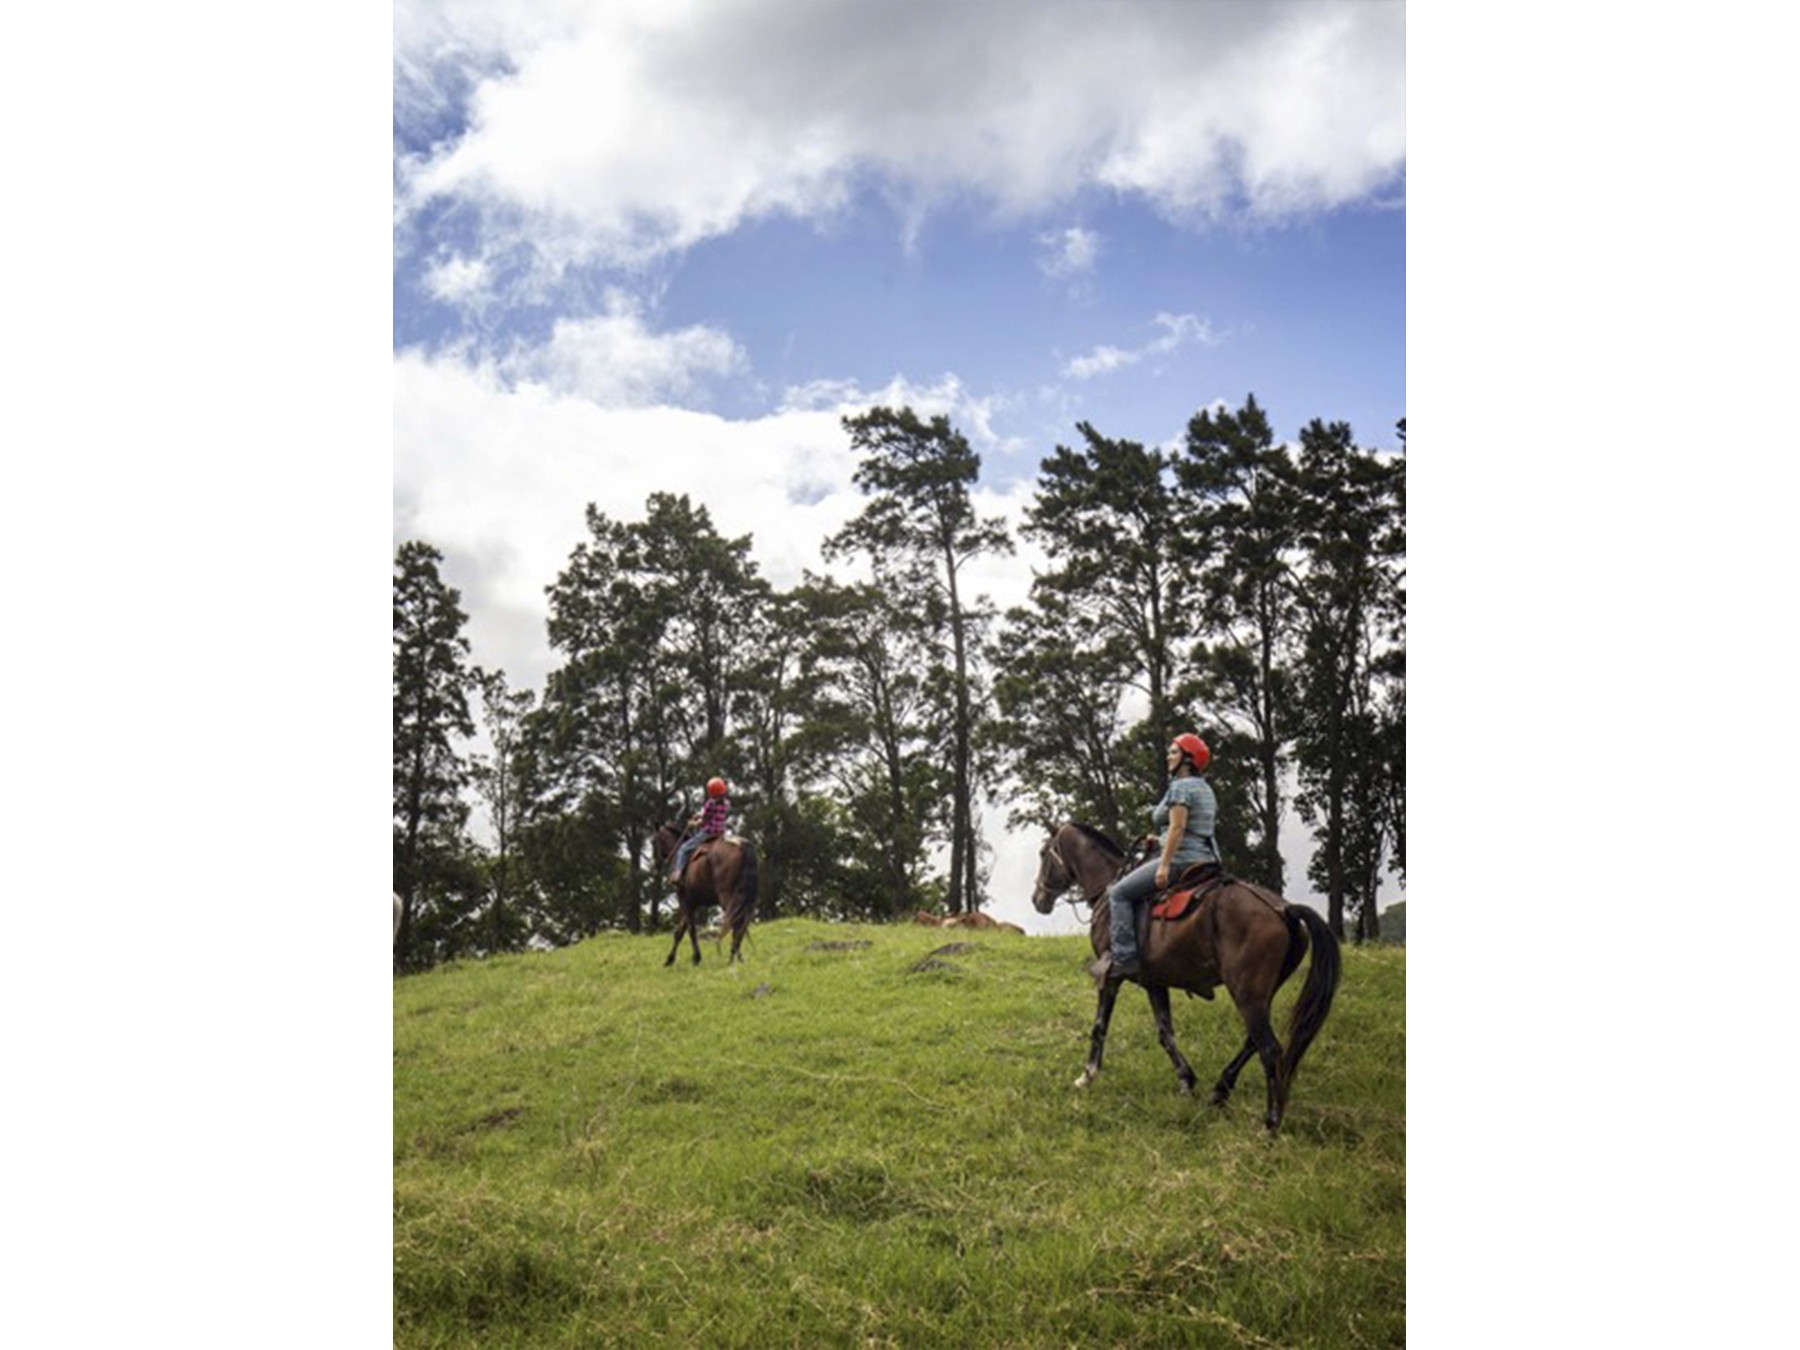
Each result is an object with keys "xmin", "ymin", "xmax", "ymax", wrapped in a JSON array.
[{"xmin": 1152, "ymin": 775, "xmax": 1218, "ymax": 865}]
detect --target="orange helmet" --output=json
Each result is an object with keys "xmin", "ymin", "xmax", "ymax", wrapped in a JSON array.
[
  {"xmin": 706, "ymin": 777, "xmax": 728, "ymax": 798},
  {"xmin": 1169, "ymin": 733, "xmax": 1210, "ymax": 771}
]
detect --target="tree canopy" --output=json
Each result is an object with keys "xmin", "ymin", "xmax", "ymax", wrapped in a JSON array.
[{"xmin": 394, "ymin": 396, "xmax": 1404, "ymax": 969}]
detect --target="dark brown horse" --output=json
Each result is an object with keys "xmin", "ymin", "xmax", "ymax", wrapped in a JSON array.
[
  {"xmin": 1031, "ymin": 821, "xmax": 1340, "ymax": 1132},
  {"xmin": 652, "ymin": 823, "xmax": 758, "ymax": 967}
]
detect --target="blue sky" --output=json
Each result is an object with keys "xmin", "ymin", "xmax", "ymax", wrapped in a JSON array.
[{"xmin": 392, "ymin": 0, "xmax": 1407, "ymax": 926}]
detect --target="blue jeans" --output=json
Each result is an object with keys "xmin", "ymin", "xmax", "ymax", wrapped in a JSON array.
[
  {"xmin": 1106, "ymin": 858, "xmax": 1165, "ymax": 968},
  {"xmin": 672, "ymin": 830, "xmax": 716, "ymax": 881}
]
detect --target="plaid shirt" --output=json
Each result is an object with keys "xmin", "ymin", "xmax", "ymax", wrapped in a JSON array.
[{"xmin": 697, "ymin": 795, "xmax": 729, "ymax": 837}]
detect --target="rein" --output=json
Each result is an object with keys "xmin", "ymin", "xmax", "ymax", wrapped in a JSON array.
[{"xmin": 1041, "ymin": 828, "xmax": 1121, "ymax": 915}]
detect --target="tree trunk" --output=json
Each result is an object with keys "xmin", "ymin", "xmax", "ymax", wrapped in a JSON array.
[
  {"xmin": 945, "ymin": 542, "xmax": 973, "ymax": 914},
  {"xmin": 624, "ymin": 822, "xmax": 644, "ymax": 934},
  {"xmin": 1257, "ymin": 586, "xmax": 1284, "ymax": 891},
  {"xmin": 398, "ymin": 744, "xmax": 426, "ymax": 970},
  {"xmin": 882, "ymin": 721, "xmax": 910, "ymax": 916}
]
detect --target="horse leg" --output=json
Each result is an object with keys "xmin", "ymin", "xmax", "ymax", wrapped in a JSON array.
[
  {"xmin": 1146, "ymin": 985, "xmax": 1199, "ymax": 1097},
  {"xmin": 664, "ymin": 904, "xmax": 690, "ymax": 968},
  {"xmin": 688, "ymin": 909, "xmax": 703, "ymax": 965},
  {"xmin": 1073, "ymin": 978, "xmax": 1124, "ymax": 1090},
  {"xmin": 1209, "ymin": 1039, "xmax": 1257, "ymax": 1107},
  {"xmin": 1227, "ymin": 986, "xmax": 1285, "ymax": 1131},
  {"xmin": 727, "ymin": 903, "xmax": 745, "ymax": 964}
]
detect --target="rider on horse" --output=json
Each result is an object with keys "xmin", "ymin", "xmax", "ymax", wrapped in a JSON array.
[
  {"xmin": 669, "ymin": 776, "xmax": 730, "ymax": 884},
  {"xmin": 1093, "ymin": 732, "xmax": 1220, "ymax": 982}
]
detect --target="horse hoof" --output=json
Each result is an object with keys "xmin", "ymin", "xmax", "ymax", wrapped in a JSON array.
[
  {"xmin": 1209, "ymin": 1088, "xmax": 1231, "ymax": 1108},
  {"xmin": 1177, "ymin": 1079, "xmax": 1195, "ymax": 1098},
  {"xmin": 1073, "ymin": 1071, "xmax": 1095, "ymax": 1090}
]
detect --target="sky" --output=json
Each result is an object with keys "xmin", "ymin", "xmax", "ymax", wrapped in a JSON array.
[{"xmin": 392, "ymin": 0, "xmax": 1407, "ymax": 930}]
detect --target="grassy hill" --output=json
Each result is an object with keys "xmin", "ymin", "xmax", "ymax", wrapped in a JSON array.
[{"xmin": 395, "ymin": 918, "xmax": 1405, "ymax": 1347}]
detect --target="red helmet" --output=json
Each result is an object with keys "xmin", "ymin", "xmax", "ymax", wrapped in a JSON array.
[
  {"xmin": 706, "ymin": 777, "xmax": 728, "ymax": 798},
  {"xmin": 1169, "ymin": 733, "xmax": 1210, "ymax": 771}
]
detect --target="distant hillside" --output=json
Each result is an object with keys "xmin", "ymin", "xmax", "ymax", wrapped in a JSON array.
[
  {"xmin": 1377, "ymin": 901, "xmax": 1406, "ymax": 944},
  {"xmin": 394, "ymin": 919, "xmax": 1406, "ymax": 1347}
]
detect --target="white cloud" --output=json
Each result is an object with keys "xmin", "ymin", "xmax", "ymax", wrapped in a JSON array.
[
  {"xmin": 397, "ymin": 347, "xmax": 859, "ymax": 694},
  {"xmin": 1037, "ymin": 226, "xmax": 1100, "ymax": 280},
  {"xmin": 421, "ymin": 253, "xmax": 493, "ymax": 307},
  {"xmin": 779, "ymin": 373, "xmax": 1026, "ymax": 458},
  {"xmin": 1064, "ymin": 312, "xmax": 1220, "ymax": 380},
  {"xmin": 498, "ymin": 291, "xmax": 748, "ymax": 406},
  {"xmin": 397, "ymin": 0, "xmax": 1405, "ymax": 276},
  {"xmin": 396, "ymin": 344, "xmax": 1043, "ymax": 700},
  {"xmin": 1065, "ymin": 345, "xmax": 1134, "ymax": 381}
]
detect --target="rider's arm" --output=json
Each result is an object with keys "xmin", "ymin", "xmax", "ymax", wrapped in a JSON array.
[{"xmin": 1159, "ymin": 804, "xmax": 1188, "ymax": 883}]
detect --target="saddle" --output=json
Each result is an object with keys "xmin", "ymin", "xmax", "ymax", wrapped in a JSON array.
[
  {"xmin": 675, "ymin": 833, "xmax": 743, "ymax": 883},
  {"xmin": 1150, "ymin": 862, "xmax": 1231, "ymax": 923}
]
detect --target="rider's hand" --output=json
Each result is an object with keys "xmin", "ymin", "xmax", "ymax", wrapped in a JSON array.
[{"xmin": 1155, "ymin": 863, "xmax": 1170, "ymax": 888}]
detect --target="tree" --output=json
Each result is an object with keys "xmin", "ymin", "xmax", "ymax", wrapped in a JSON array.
[
  {"xmin": 991, "ymin": 585, "xmax": 1137, "ymax": 839},
  {"xmin": 1288, "ymin": 419, "xmax": 1405, "ymax": 938},
  {"xmin": 1174, "ymin": 394, "xmax": 1303, "ymax": 891},
  {"xmin": 536, "ymin": 507, "xmax": 665, "ymax": 933},
  {"xmin": 1027, "ymin": 422, "xmax": 1196, "ymax": 744},
  {"xmin": 626, "ymin": 492, "xmax": 767, "ymax": 764},
  {"xmin": 393, "ymin": 541, "xmax": 476, "ymax": 971},
  {"xmin": 732, "ymin": 583, "xmax": 841, "ymax": 919},
  {"xmin": 469, "ymin": 667, "xmax": 535, "ymax": 955},
  {"xmin": 1007, "ymin": 420, "xmax": 1204, "ymax": 837},
  {"xmin": 798, "ymin": 573, "xmax": 943, "ymax": 918},
  {"xmin": 824, "ymin": 407, "xmax": 1011, "ymax": 914},
  {"xmin": 532, "ymin": 496, "xmax": 773, "ymax": 935}
]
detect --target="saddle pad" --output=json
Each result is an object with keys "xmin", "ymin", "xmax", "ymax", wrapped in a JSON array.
[
  {"xmin": 1151, "ymin": 887, "xmax": 1200, "ymax": 922},
  {"xmin": 1151, "ymin": 869, "xmax": 1230, "ymax": 922}
]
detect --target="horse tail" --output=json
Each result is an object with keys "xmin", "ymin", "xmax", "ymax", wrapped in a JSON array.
[
  {"xmin": 1279, "ymin": 904, "xmax": 1341, "ymax": 1108},
  {"xmin": 731, "ymin": 843, "xmax": 759, "ymax": 942},
  {"xmin": 1274, "ymin": 901, "xmax": 1308, "ymax": 990}
]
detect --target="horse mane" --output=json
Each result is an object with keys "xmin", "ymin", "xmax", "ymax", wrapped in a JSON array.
[{"xmin": 1066, "ymin": 821, "xmax": 1126, "ymax": 858}]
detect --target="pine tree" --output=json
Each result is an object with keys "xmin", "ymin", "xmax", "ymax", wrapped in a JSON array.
[
  {"xmin": 393, "ymin": 541, "xmax": 476, "ymax": 970},
  {"xmin": 470, "ymin": 667, "xmax": 535, "ymax": 955},
  {"xmin": 991, "ymin": 585, "xmax": 1136, "ymax": 840},
  {"xmin": 537, "ymin": 507, "xmax": 663, "ymax": 933},
  {"xmin": 1288, "ymin": 420, "xmax": 1405, "ymax": 938},
  {"xmin": 798, "ymin": 574, "xmax": 943, "ymax": 917},
  {"xmin": 825, "ymin": 407, "xmax": 1011, "ymax": 914},
  {"xmin": 1174, "ymin": 394, "xmax": 1303, "ymax": 891},
  {"xmin": 1011, "ymin": 420, "xmax": 1201, "ymax": 836}
]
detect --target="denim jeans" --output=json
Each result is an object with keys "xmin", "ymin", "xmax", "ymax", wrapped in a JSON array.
[
  {"xmin": 672, "ymin": 831, "xmax": 707, "ymax": 879},
  {"xmin": 1106, "ymin": 858, "xmax": 1165, "ymax": 967}
]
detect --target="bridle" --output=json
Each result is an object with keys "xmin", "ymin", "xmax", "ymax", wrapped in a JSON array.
[{"xmin": 1035, "ymin": 826, "xmax": 1110, "ymax": 915}]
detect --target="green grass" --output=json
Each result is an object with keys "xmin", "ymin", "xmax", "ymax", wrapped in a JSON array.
[{"xmin": 395, "ymin": 919, "xmax": 1404, "ymax": 1348}]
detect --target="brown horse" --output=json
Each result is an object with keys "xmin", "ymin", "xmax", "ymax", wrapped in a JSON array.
[
  {"xmin": 1031, "ymin": 821, "xmax": 1340, "ymax": 1132},
  {"xmin": 652, "ymin": 823, "xmax": 758, "ymax": 967}
]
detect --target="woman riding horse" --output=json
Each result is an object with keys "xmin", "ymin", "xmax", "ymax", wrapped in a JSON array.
[
  {"xmin": 654, "ymin": 818, "xmax": 758, "ymax": 968},
  {"xmin": 1092, "ymin": 731, "xmax": 1219, "ymax": 983},
  {"xmin": 1031, "ymin": 803, "xmax": 1340, "ymax": 1132}
]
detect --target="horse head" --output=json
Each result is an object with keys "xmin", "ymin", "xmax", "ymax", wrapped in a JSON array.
[{"xmin": 1031, "ymin": 823, "xmax": 1076, "ymax": 914}]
